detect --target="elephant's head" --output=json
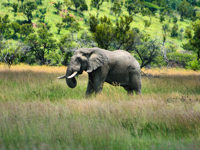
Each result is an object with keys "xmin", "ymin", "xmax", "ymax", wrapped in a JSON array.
[{"xmin": 57, "ymin": 48, "xmax": 108, "ymax": 88}]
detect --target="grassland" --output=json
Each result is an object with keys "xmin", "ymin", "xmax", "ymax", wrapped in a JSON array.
[{"xmin": 0, "ymin": 64, "xmax": 200, "ymax": 150}]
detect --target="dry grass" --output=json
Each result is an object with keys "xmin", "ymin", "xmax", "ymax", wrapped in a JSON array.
[
  {"xmin": 142, "ymin": 67, "xmax": 200, "ymax": 76},
  {"xmin": 0, "ymin": 64, "xmax": 200, "ymax": 150},
  {"xmin": 1, "ymin": 64, "xmax": 200, "ymax": 76}
]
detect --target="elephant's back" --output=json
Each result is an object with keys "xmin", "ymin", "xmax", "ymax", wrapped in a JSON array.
[{"xmin": 108, "ymin": 50, "xmax": 140, "ymax": 69}]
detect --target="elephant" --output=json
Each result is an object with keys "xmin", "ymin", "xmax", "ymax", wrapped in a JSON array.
[{"xmin": 58, "ymin": 47, "xmax": 141, "ymax": 96}]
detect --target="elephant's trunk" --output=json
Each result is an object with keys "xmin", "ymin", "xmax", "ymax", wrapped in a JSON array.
[{"xmin": 66, "ymin": 67, "xmax": 77, "ymax": 88}]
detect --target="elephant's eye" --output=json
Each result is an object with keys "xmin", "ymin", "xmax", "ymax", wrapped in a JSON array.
[
  {"xmin": 76, "ymin": 57, "xmax": 81, "ymax": 62},
  {"xmin": 82, "ymin": 53, "xmax": 88, "ymax": 57}
]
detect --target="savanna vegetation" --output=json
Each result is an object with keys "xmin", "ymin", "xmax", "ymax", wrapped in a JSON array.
[
  {"xmin": 0, "ymin": 0, "xmax": 200, "ymax": 69},
  {"xmin": 1, "ymin": 0, "xmax": 200, "ymax": 149},
  {"xmin": 0, "ymin": 64, "xmax": 200, "ymax": 149}
]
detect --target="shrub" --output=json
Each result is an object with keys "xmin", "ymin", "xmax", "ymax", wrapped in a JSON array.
[
  {"xmin": 160, "ymin": 15, "xmax": 165, "ymax": 22},
  {"xmin": 173, "ymin": 16, "xmax": 178, "ymax": 23},
  {"xmin": 89, "ymin": 15, "xmax": 98, "ymax": 33},
  {"xmin": 171, "ymin": 24, "xmax": 178, "ymax": 37},
  {"xmin": 144, "ymin": 19, "xmax": 151, "ymax": 28},
  {"xmin": 167, "ymin": 52, "xmax": 196, "ymax": 68},
  {"xmin": 186, "ymin": 59, "xmax": 200, "ymax": 70}
]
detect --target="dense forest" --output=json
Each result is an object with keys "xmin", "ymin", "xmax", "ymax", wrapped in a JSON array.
[{"xmin": 0, "ymin": 0, "xmax": 200, "ymax": 69}]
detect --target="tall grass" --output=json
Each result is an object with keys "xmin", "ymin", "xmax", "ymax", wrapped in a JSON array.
[{"xmin": 0, "ymin": 65, "xmax": 200, "ymax": 149}]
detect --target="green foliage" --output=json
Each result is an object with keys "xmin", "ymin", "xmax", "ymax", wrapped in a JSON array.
[
  {"xmin": 36, "ymin": 8, "xmax": 47, "ymax": 23},
  {"xmin": 144, "ymin": 19, "xmax": 151, "ymax": 27},
  {"xmin": 173, "ymin": 16, "xmax": 178, "ymax": 23},
  {"xmin": 58, "ymin": 34, "xmax": 77, "ymax": 65},
  {"xmin": 0, "ymin": 42, "xmax": 23, "ymax": 67},
  {"xmin": 11, "ymin": 3, "xmax": 18, "ymax": 16},
  {"xmin": 71, "ymin": 0, "xmax": 88, "ymax": 11},
  {"xmin": 159, "ymin": 14, "xmax": 165, "ymax": 22},
  {"xmin": 110, "ymin": 1, "xmax": 122, "ymax": 16},
  {"xmin": 178, "ymin": 0, "xmax": 194, "ymax": 20},
  {"xmin": 134, "ymin": 39, "xmax": 161, "ymax": 68},
  {"xmin": 0, "ymin": 0, "xmax": 199, "ymax": 68},
  {"xmin": 56, "ymin": 23, "xmax": 64, "ymax": 34},
  {"xmin": 185, "ymin": 19, "xmax": 200, "ymax": 61},
  {"xmin": 167, "ymin": 52, "xmax": 196, "ymax": 67},
  {"xmin": 114, "ymin": 15, "xmax": 133, "ymax": 48},
  {"xmin": 89, "ymin": 15, "xmax": 99, "ymax": 32},
  {"xmin": 53, "ymin": 1, "xmax": 63, "ymax": 14},
  {"xmin": 35, "ymin": 0, "xmax": 43, "ymax": 5},
  {"xmin": 0, "ymin": 14, "xmax": 11, "ymax": 39},
  {"xmin": 91, "ymin": 0, "xmax": 106, "ymax": 10},
  {"xmin": 94, "ymin": 22, "xmax": 114, "ymax": 49},
  {"xmin": 143, "ymin": 2, "xmax": 164, "ymax": 13},
  {"xmin": 10, "ymin": 22, "xmax": 20, "ymax": 39},
  {"xmin": 171, "ymin": 24, "xmax": 179, "ymax": 37},
  {"xmin": 125, "ymin": 0, "xmax": 141, "ymax": 15},
  {"xmin": 19, "ymin": 24, "xmax": 34, "ymax": 39},
  {"xmin": 186, "ymin": 59, "xmax": 200, "ymax": 70},
  {"xmin": 25, "ymin": 25, "xmax": 57, "ymax": 65},
  {"xmin": 22, "ymin": 1, "xmax": 37, "ymax": 23},
  {"xmin": 90, "ymin": 16, "xmax": 114, "ymax": 49},
  {"xmin": 62, "ymin": 14, "xmax": 76, "ymax": 28}
]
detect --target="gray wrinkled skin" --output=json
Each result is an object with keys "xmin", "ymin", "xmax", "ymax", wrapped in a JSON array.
[{"xmin": 64, "ymin": 47, "xmax": 141, "ymax": 96}]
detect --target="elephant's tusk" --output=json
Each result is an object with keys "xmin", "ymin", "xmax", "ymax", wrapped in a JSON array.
[
  {"xmin": 57, "ymin": 75, "xmax": 66, "ymax": 79},
  {"xmin": 67, "ymin": 72, "xmax": 78, "ymax": 79}
]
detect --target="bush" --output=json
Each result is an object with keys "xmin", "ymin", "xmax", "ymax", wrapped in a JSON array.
[
  {"xmin": 171, "ymin": 24, "xmax": 178, "ymax": 37},
  {"xmin": 160, "ymin": 15, "xmax": 165, "ymax": 22},
  {"xmin": 173, "ymin": 16, "xmax": 178, "ymax": 23},
  {"xmin": 144, "ymin": 19, "xmax": 151, "ymax": 27},
  {"xmin": 186, "ymin": 59, "xmax": 200, "ymax": 70},
  {"xmin": 0, "ymin": 46, "xmax": 21, "ymax": 67},
  {"xmin": 89, "ymin": 15, "xmax": 98, "ymax": 32},
  {"xmin": 167, "ymin": 52, "xmax": 196, "ymax": 68}
]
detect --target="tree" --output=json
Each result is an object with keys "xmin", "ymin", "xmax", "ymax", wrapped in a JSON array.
[
  {"xmin": 11, "ymin": 3, "xmax": 18, "ymax": 16},
  {"xmin": 188, "ymin": 19, "xmax": 200, "ymax": 61},
  {"xmin": 58, "ymin": 34, "xmax": 76, "ymax": 65},
  {"xmin": 56, "ymin": 23, "xmax": 64, "ymax": 34},
  {"xmin": 125, "ymin": 0, "xmax": 141, "ymax": 15},
  {"xmin": 0, "ymin": 42, "xmax": 22, "ymax": 67},
  {"xmin": 114, "ymin": 15, "xmax": 133, "ymax": 49},
  {"xmin": 0, "ymin": 15, "xmax": 12, "ymax": 39},
  {"xmin": 110, "ymin": 2, "xmax": 122, "ymax": 16},
  {"xmin": 94, "ymin": 22, "xmax": 114, "ymax": 49},
  {"xmin": 134, "ymin": 39, "xmax": 161, "ymax": 68},
  {"xmin": 35, "ymin": 0, "xmax": 43, "ymax": 5},
  {"xmin": 178, "ymin": 0, "xmax": 194, "ymax": 20},
  {"xmin": 89, "ymin": 15, "xmax": 99, "ymax": 32},
  {"xmin": 22, "ymin": 1, "xmax": 37, "ymax": 23},
  {"xmin": 63, "ymin": 0, "xmax": 73, "ymax": 9},
  {"xmin": 123, "ymin": 31, "xmax": 161, "ymax": 68},
  {"xmin": 53, "ymin": 1, "xmax": 63, "ymax": 14},
  {"xmin": 37, "ymin": 8, "xmax": 46, "ymax": 23},
  {"xmin": 91, "ymin": 0, "xmax": 106, "ymax": 10},
  {"xmin": 26, "ymin": 25, "xmax": 57, "ymax": 64},
  {"xmin": 171, "ymin": 24, "xmax": 178, "ymax": 37},
  {"xmin": 71, "ymin": 0, "xmax": 88, "ymax": 11},
  {"xmin": 20, "ymin": 24, "xmax": 34, "ymax": 39},
  {"xmin": 10, "ymin": 22, "xmax": 20, "ymax": 39},
  {"xmin": 162, "ymin": 24, "xmax": 169, "ymax": 65}
]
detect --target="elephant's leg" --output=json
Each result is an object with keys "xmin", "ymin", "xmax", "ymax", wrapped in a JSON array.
[
  {"xmin": 123, "ymin": 86, "xmax": 133, "ymax": 95},
  {"xmin": 129, "ymin": 70, "xmax": 142, "ymax": 95},
  {"xmin": 86, "ymin": 79, "xmax": 95, "ymax": 97},
  {"xmin": 87, "ymin": 67, "xmax": 108, "ymax": 95}
]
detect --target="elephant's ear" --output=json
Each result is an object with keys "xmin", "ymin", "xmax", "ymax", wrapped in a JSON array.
[{"xmin": 86, "ymin": 50, "xmax": 108, "ymax": 73}]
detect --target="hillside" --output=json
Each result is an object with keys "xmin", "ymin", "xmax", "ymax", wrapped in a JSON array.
[{"xmin": 0, "ymin": 0, "xmax": 200, "ymax": 68}]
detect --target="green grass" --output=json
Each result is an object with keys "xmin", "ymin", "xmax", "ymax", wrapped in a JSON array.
[{"xmin": 0, "ymin": 67, "xmax": 200, "ymax": 150}]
